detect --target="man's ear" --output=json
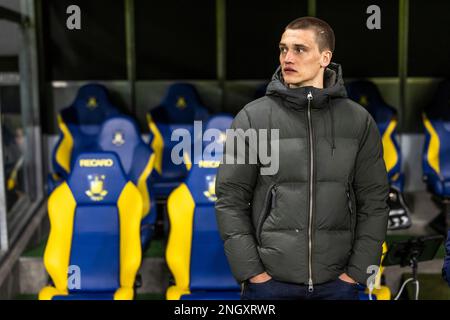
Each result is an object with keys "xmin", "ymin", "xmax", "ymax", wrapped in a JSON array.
[{"xmin": 320, "ymin": 50, "xmax": 332, "ymax": 68}]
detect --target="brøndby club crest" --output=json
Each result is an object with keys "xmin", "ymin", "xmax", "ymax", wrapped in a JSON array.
[
  {"xmin": 86, "ymin": 174, "xmax": 108, "ymax": 201},
  {"xmin": 203, "ymin": 174, "xmax": 217, "ymax": 202},
  {"xmin": 112, "ymin": 131, "xmax": 125, "ymax": 146},
  {"xmin": 86, "ymin": 96, "xmax": 98, "ymax": 109},
  {"xmin": 176, "ymin": 96, "xmax": 187, "ymax": 109},
  {"xmin": 359, "ymin": 95, "xmax": 369, "ymax": 107}
]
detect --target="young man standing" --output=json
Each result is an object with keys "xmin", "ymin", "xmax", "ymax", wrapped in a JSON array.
[{"xmin": 215, "ymin": 17, "xmax": 389, "ymax": 300}]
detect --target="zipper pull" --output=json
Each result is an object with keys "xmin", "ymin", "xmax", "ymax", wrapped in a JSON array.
[
  {"xmin": 307, "ymin": 91, "xmax": 313, "ymax": 101},
  {"xmin": 308, "ymin": 279, "xmax": 314, "ymax": 292}
]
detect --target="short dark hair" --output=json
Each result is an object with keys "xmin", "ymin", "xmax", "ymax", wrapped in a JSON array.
[{"xmin": 285, "ymin": 17, "xmax": 335, "ymax": 53}]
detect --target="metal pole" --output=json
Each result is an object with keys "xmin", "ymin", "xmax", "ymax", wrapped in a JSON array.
[
  {"xmin": 125, "ymin": 0, "xmax": 136, "ymax": 114},
  {"xmin": 0, "ymin": 89, "xmax": 8, "ymax": 252},
  {"xmin": 20, "ymin": 0, "xmax": 43, "ymax": 202},
  {"xmin": 308, "ymin": 0, "xmax": 316, "ymax": 17},
  {"xmin": 216, "ymin": 0, "xmax": 226, "ymax": 111},
  {"xmin": 398, "ymin": 0, "xmax": 409, "ymax": 132}
]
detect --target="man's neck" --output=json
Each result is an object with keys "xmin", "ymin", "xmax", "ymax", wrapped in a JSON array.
[{"xmin": 288, "ymin": 69, "xmax": 325, "ymax": 89}]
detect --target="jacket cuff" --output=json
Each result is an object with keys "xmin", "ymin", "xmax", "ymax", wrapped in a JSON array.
[
  {"xmin": 224, "ymin": 234, "xmax": 266, "ymax": 283},
  {"xmin": 234, "ymin": 262, "xmax": 266, "ymax": 284}
]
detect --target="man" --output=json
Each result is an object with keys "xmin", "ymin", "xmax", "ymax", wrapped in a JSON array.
[{"xmin": 215, "ymin": 16, "xmax": 389, "ymax": 300}]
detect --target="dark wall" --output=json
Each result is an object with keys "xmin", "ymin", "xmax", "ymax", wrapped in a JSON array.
[
  {"xmin": 135, "ymin": 0, "xmax": 217, "ymax": 80},
  {"xmin": 41, "ymin": 0, "xmax": 450, "ymax": 81},
  {"xmin": 317, "ymin": 0, "xmax": 398, "ymax": 77},
  {"xmin": 226, "ymin": 0, "xmax": 307, "ymax": 79},
  {"xmin": 42, "ymin": 0, "xmax": 127, "ymax": 80},
  {"xmin": 409, "ymin": 0, "xmax": 450, "ymax": 77}
]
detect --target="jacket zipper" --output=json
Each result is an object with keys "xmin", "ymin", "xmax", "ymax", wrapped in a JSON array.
[
  {"xmin": 256, "ymin": 184, "xmax": 277, "ymax": 245},
  {"xmin": 306, "ymin": 91, "xmax": 314, "ymax": 292}
]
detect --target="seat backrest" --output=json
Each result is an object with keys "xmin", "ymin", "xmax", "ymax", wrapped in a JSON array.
[
  {"xmin": 422, "ymin": 79, "xmax": 450, "ymax": 182},
  {"xmin": 52, "ymin": 83, "xmax": 120, "ymax": 178},
  {"xmin": 63, "ymin": 83, "xmax": 120, "ymax": 133},
  {"xmin": 150, "ymin": 83, "xmax": 209, "ymax": 124},
  {"xmin": 166, "ymin": 115, "xmax": 237, "ymax": 295},
  {"xmin": 254, "ymin": 82, "xmax": 269, "ymax": 100},
  {"xmin": 346, "ymin": 80, "xmax": 401, "ymax": 181},
  {"xmin": 149, "ymin": 120, "xmax": 194, "ymax": 179},
  {"xmin": 44, "ymin": 152, "xmax": 142, "ymax": 294},
  {"xmin": 98, "ymin": 115, "xmax": 156, "ymax": 220},
  {"xmin": 147, "ymin": 83, "xmax": 209, "ymax": 179}
]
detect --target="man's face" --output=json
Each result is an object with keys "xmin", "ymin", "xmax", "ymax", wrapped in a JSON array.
[{"xmin": 279, "ymin": 28, "xmax": 331, "ymax": 87}]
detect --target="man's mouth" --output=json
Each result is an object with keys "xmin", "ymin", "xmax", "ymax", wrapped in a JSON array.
[{"xmin": 283, "ymin": 67, "xmax": 297, "ymax": 74}]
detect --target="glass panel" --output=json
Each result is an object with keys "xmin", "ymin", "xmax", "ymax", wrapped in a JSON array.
[
  {"xmin": 0, "ymin": 85, "xmax": 25, "ymax": 213},
  {"xmin": 0, "ymin": 0, "xmax": 43, "ymax": 250}
]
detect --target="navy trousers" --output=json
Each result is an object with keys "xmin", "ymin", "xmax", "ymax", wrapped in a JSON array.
[{"xmin": 241, "ymin": 278, "xmax": 359, "ymax": 300}]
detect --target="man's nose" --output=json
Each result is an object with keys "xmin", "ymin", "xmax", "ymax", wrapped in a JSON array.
[{"xmin": 284, "ymin": 50, "xmax": 294, "ymax": 64}]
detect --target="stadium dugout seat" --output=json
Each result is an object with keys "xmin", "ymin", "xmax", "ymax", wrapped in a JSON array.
[
  {"xmin": 253, "ymin": 82, "xmax": 269, "ymax": 100},
  {"xmin": 346, "ymin": 80, "xmax": 411, "ymax": 230},
  {"xmin": 39, "ymin": 152, "xmax": 142, "ymax": 300},
  {"xmin": 146, "ymin": 83, "xmax": 210, "ymax": 198},
  {"xmin": 422, "ymin": 79, "xmax": 450, "ymax": 235},
  {"xmin": 165, "ymin": 114, "xmax": 241, "ymax": 300},
  {"xmin": 50, "ymin": 83, "xmax": 120, "ymax": 189},
  {"xmin": 98, "ymin": 115, "xmax": 158, "ymax": 248}
]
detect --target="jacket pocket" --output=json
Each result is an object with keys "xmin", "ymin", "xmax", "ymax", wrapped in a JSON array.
[
  {"xmin": 346, "ymin": 183, "xmax": 356, "ymax": 246},
  {"xmin": 256, "ymin": 184, "xmax": 277, "ymax": 245}
]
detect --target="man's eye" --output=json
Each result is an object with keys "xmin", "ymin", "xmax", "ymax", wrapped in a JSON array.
[
  {"xmin": 295, "ymin": 48, "xmax": 304, "ymax": 54},
  {"xmin": 279, "ymin": 47, "xmax": 287, "ymax": 53}
]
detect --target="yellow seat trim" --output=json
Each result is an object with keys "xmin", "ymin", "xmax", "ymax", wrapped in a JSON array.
[
  {"xmin": 183, "ymin": 151, "xmax": 192, "ymax": 171},
  {"xmin": 117, "ymin": 181, "xmax": 143, "ymax": 298},
  {"xmin": 55, "ymin": 114, "xmax": 74, "ymax": 175},
  {"xmin": 365, "ymin": 286, "xmax": 391, "ymax": 300},
  {"xmin": 137, "ymin": 153, "xmax": 156, "ymax": 218},
  {"xmin": 381, "ymin": 118, "xmax": 399, "ymax": 174},
  {"xmin": 166, "ymin": 285, "xmax": 191, "ymax": 300},
  {"xmin": 114, "ymin": 287, "xmax": 134, "ymax": 300},
  {"xmin": 165, "ymin": 183, "xmax": 195, "ymax": 300},
  {"xmin": 38, "ymin": 286, "xmax": 68, "ymax": 300},
  {"xmin": 40, "ymin": 182, "xmax": 76, "ymax": 300},
  {"xmin": 146, "ymin": 113, "xmax": 164, "ymax": 175}
]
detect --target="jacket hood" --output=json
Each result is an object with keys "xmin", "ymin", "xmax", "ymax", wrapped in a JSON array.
[
  {"xmin": 266, "ymin": 62, "xmax": 347, "ymax": 155},
  {"xmin": 266, "ymin": 62, "xmax": 347, "ymax": 109}
]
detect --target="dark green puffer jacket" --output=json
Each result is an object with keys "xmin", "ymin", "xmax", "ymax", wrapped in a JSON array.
[{"xmin": 215, "ymin": 62, "xmax": 389, "ymax": 289}]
